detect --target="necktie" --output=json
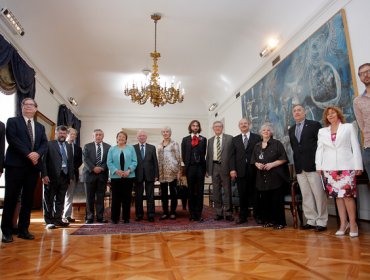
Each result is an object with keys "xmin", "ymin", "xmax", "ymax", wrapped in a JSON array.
[
  {"xmin": 191, "ymin": 135, "xmax": 199, "ymax": 147},
  {"xmin": 216, "ymin": 136, "xmax": 221, "ymax": 161},
  {"xmin": 243, "ymin": 134, "xmax": 248, "ymax": 149},
  {"xmin": 27, "ymin": 119, "xmax": 34, "ymax": 150},
  {"xmin": 96, "ymin": 143, "xmax": 102, "ymax": 166},
  {"xmin": 60, "ymin": 142, "xmax": 68, "ymax": 174},
  {"xmin": 295, "ymin": 123, "xmax": 302, "ymax": 142},
  {"xmin": 120, "ymin": 151, "xmax": 125, "ymax": 171},
  {"xmin": 140, "ymin": 144, "xmax": 145, "ymax": 159}
]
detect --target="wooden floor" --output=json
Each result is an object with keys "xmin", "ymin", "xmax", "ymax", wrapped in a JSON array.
[{"xmin": 1, "ymin": 207, "xmax": 370, "ymax": 280}]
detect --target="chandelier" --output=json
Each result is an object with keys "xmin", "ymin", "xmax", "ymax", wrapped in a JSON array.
[{"xmin": 124, "ymin": 14, "xmax": 184, "ymax": 107}]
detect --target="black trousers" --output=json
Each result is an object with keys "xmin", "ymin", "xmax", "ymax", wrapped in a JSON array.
[
  {"xmin": 84, "ymin": 174, "xmax": 106, "ymax": 221},
  {"xmin": 160, "ymin": 180, "xmax": 178, "ymax": 215},
  {"xmin": 259, "ymin": 186, "xmax": 286, "ymax": 226},
  {"xmin": 186, "ymin": 165, "xmax": 205, "ymax": 219},
  {"xmin": 110, "ymin": 178, "xmax": 133, "ymax": 222},
  {"xmin": 43, "ymin": 172, "xmax": 69, "ymax": 224},
  {"xmin": 236, "ymin": 176, "xmax": 260, "ymax": 220},
  {"xmin": 135, "ymin": 181, "xmax": 155, "ymax": 219},
  {"xmin": 1, "ymin": 166, "xmax": 39, "ymax": 235}
]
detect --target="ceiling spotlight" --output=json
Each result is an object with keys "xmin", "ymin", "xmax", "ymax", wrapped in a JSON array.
[
  {"xmin": 68, "ymin": 97, "xmax": 78, "ymax": 106},
  {"xmin": 259, "ymin": 37, "xmax": 279, "ymax": 58},
  {"xmin": 0, "ymin": 8, "xmax": 25, "ymax": 36},
  {"xmin": 208, "ymin": 102, "xmax": 218, "ymax": 112}
]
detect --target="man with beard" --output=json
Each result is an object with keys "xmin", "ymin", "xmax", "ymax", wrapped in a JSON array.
[
  {"xmin": 42, "ymin": 125, "xmax": 74, "ymax": 229},
  {"xmin": 354, "ymin": 63, "xmax": 370, "ymax": 181},
  {"xmin": 181, "ymin": 120, "xmax": 207, "ymax": 221}
]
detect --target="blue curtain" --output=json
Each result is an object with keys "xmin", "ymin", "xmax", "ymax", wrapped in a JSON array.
[{"xmin": 0, "ymin": 34, "xmax": 36, "ymax": 115}]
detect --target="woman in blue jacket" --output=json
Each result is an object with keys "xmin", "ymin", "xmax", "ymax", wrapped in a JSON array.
[{"xmin": 107, "ymin": 130, "xmax": 137, "ymax": 223}]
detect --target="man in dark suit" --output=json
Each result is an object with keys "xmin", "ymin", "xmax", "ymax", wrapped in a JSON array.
[
  {"xmin": 181, "ymin": 120, "xmax": 207, "ymax": 221},
  {"xmin": 0, "ymin": 121, "xmax": 4, "ymax": 179},
  {"xmin": 289, "ymin": 104, "xmax": 328, "ymax": 231},
  {"xmin": 230, "ymin": 118, "xmax": 260, "ymax": 224},
  {"xmin": 83, "ymin": 129, "xmax": 111, "ymax": 224},
  {"xmin": 133, "ymin": 130, "xmax": 159, "ymax": 222},
  {"xmin": 1, "ymin": 98, "xmax": 48, "ymax": 243},
  {"xmin": 42, "ymin": 125, "xmax": 74, "ymax": 229},
  {"xmin": 63, "ymin": 128, "xmax": 83, "ymax": 222},
  {"xmin": 206, "ymin": 121, "xmax": 234, "ymax": 221}
]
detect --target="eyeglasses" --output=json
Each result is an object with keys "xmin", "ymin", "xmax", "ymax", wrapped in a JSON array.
[
  {"xmin": 22, "ymin": 103, "xmax": 36, "ymax": 107},
  {"xmin": 358, "ymin": 69, "xmax": 370, "ymax": 77}
]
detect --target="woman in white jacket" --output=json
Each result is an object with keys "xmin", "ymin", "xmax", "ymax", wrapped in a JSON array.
[{"xmin": 315, "ymin": 106, "xmax": 363, "ymax": 237}]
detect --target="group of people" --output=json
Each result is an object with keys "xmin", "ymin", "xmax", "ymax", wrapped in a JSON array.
[{"xmin": 1, "ymin": 63, "xmax": 369, "ymax": 244}]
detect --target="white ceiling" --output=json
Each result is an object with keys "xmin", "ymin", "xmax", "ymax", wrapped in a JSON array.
[{"xmin": 0, "ymin": 0, "xmax": 334, "ymax": 118}]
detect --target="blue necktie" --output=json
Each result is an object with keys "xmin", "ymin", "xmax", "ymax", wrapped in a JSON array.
[
  {"xmin": 140, "ymin": 144, "xmax": 145, "ymax": 159},
  {"xmin": 60, "ymin": 142, "xmax": 68, "ymax": 174}
]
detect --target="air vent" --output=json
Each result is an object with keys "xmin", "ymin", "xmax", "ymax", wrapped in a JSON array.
[{"xmin": 272, "ymin": 55, "xmax": 280, "ymax": 66}]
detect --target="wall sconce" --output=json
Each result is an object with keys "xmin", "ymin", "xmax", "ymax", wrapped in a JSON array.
[
  {"xmin": 259, "ymin": 37, "xmax": 279, "ymax": 58},
  {"xmin": 0, "ymin": 8, "xmax": 25, "ymax": 36},
  {"xmin": 208, "ymin": 102, "xmax": 218, "ymax": 112},
  {"xmin": 68, "ymin": 97, "xmax": 78, "ymax": 106}
]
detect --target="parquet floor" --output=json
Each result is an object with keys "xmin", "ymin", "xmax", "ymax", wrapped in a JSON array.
[{"xmin": 1, "ymin": 207, "xmax": 370, "ymax": 280}]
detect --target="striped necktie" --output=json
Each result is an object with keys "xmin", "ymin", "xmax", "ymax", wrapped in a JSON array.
[
  {"xmin": 96, "ymin": 143, "xmax": 102, "ymax": 166},
  {"xmin": 216, "ymin": 136, "xmax": 221, "ymax": 161}
]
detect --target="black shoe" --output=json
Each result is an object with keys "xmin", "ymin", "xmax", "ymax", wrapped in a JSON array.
[
  {"xmin": 315, "ymin": 226, "xmax": 327, "ymax": 232},
  {"xmin": 66, "ymin": 217, "xmax": 76, "ymax": 223},
  {"xmin": 55, "ymin": 220, "xmax": 70, "ymax": 227},
  {"xmin": 273, "ymin": 224, "xmax": 285, "ymax": 230},
  {"xmin": 255, "ymin": 218, "xmax": 263, "ymax": 224},
  {"xmin": 18, "ymin": 231, "xmax": 35, "ymax": 240},
  {"xmin": 236, "ymin": 218, "xmax": 247, "ymax": 224},
  {"xmin": 148, "ymin": 217, "xmax": 155, "ymax": 222},
  {"xmin": 97, "ymin": 219, "xmax": 108, "ymax": 223},
  {"xmin": 214, "ymin": 215, "xmax": 223, "ymax": 221},
  {"xmin": 194, "ymin": 217, "xmax": 204, "ymax": 222},
  {"xmin": 85, "ymin": 219, "xmax": 94, "ymax": 224},
  {"xmin": 1, "ymin": 234, "xmax": 13, "ymax": 243},
  {"xmin": 135, "ymin": 217, "xmax": 143, "ymax": 222},
  {"xmin": 159, "ymin": 214, "xmax": 168, "ymax": 220},
  {"xmin": 225, "ymin": 215, "xmax": 234, "ymax": 222},
  {"xmin": 123, "ymin": 220, "xmax": 130, "ymax": 224},
  {"xmin": 301, "ymin": 224, "xmax": 315, "ymax": 230},
  {"xmin": 111, "ymin": 220, "xmax": 118, "ymax": 224}
]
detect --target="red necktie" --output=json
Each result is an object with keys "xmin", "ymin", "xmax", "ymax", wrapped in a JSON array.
[{"xmin": 191, "ymin": 135, "xmax": 199, "ymax": 147}]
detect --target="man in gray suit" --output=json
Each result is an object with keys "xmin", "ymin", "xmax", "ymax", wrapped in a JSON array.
[
  {"xmin": 83, "ymin": 129, "xmax": 111, "ymax": 224},
  {"xmin": 206, "ymin": 121, "xmax": 234, "ymax": 221},
  {"xmin": 42, "ymin": 125, "xmax": 74, "ymax": 229},
  {"xmin": 133, "ymin": 130, "xmax": 159, "ymax": 222}
]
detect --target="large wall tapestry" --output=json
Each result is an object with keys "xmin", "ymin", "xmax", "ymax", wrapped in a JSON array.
[{"xmin": 241, "ymin": 10, "xmax": 356, "ymax": 161}]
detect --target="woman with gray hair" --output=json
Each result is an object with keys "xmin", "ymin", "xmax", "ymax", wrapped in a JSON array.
[
  {"xmin": 251, "ymin": 122, "xmax": 290, "ymax": 229},
  {"xmin": 157, "ymin": 126, "xmax": 182, "ymax": 220}
]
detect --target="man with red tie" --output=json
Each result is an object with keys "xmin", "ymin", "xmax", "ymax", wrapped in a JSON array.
[{"xmin": 181, "ymin": 120, "xmax": 207, "ymax": 221}]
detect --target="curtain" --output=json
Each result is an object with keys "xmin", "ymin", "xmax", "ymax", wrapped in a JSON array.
[
  {"xmin": 0, "ymin": 34, "xmax": 36, "ymax": 115},
  {"xmin": 57, "ymin": 104, "xmax": 82, "ymax": 146}
]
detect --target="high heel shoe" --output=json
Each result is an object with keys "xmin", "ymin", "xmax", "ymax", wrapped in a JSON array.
[
  {"xmin": 349, "ymin": 224, "xmax": 359, "ymax": 238},
  {"xmin": 335, "ymin": 223, "xmax": 349, "ymax": 236}
]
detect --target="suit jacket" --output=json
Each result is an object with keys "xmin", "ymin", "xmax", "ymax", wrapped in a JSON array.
[
  {"xmin": 315, "ymin": 122, "xmax": 363, "ymax": 171},
  {"xmin": 42, "ymin": 140, "xmax": 74, "ymax": 182},
  {"xmin": 72, "ymin": 143, "xmax": 83, "ymax": 180},
  {"xmin": 181, "ymin": 135, "xmax": 207, "ymax": 173},
  {"xmin": 5, "ymin": 116, "xmax": 48, "ymax": 171},
  {"xmin": 82, "ymin": 141, "xmax": 111, "ymax": 183},
  {"xmin": 0, "ymin": 121, "xmax": 5, "ymax": 173},
  {"xmin": 206, "ymin": 133, "xmax": 233, "ymax": 175},
  {"xmin": 289, "ymin": 119, "xmax": 321, "ymax": 174},
  {"xmin": 134, "ymin": 143, "xmax": 159, "ymax": 183},
  {"xmin": 229, "ymin": 132, "xmax": 260, "ymax": 178}
]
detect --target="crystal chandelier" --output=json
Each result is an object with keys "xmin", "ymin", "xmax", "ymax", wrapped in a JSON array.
[{"xmin": 124, "ymin": 14, "xmax": 184, "ymax": 107}]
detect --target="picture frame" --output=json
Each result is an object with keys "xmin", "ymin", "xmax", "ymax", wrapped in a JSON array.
[{"xmin": 35, "ymin": 111, "xmax": 55, "ymax": 141}]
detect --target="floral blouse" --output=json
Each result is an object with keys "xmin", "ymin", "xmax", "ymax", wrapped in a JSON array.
[{"xmin": 157, "ymin": 139, "xmax": 181, "ymax": 183}]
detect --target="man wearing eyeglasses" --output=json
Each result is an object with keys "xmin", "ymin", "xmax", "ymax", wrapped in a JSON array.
[
  {"xmin": 1, "ymin": 98, "xmax": 48, "ymax": 243},
  {"xmin": 354, "ymin": 63, "xmax": 370, "ymax": 180}
]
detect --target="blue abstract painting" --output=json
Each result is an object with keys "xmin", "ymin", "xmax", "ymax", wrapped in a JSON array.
[{"xmin": 241, "ymin": 10, "xmax": 355, "ymax": 160}]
